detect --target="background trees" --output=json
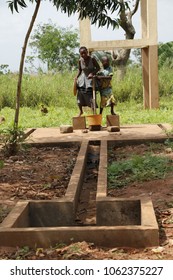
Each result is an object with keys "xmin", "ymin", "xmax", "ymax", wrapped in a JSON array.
[
  {"xmin": 28, "ymin": 22, "xmax": 79, "ymax": 72},
  {"xmin": 132, "ymin": 41, "xmax": 173, "ymax": 69},
  {"xmin": 158, "ymin": 41, "xmax": 173, "ymax": 69},
  {"xmin": 26, "ymin": 1, "xmax": 140, "ymax": 75}
]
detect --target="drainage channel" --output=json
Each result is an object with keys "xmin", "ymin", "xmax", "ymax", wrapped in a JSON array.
[
  {"xmin": 75, "ymin": 142, "xmax": 100, "ymax": 226},
  {"xmin": 0, "ymin": 140, "xmax": 159, "ymax": 248}
]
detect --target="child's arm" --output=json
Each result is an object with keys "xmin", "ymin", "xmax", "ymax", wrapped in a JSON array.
[
  {"xmin": 96, "ymin": 73, "xmax": 112, "ymax": 89},
  {"xmin": 97, "ymin": 75, "xmax": 112, "ymax": 80},
  {"xmin": 88, "ymin": 57, "xmax": 101, "ymax": 79},
  {"xmin": 97, "ymin": 68, "xmax": 113, "ymax": 80}
]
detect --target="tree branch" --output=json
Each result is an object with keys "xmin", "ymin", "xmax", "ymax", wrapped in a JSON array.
[{"xmin": 131, "ymin": 0, "xmax": 140, "ymax": 17}]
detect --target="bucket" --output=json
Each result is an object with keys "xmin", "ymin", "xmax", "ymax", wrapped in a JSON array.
[{"xmin": 86, "ymin": 114, "xmax": 102, "ymax": 126}]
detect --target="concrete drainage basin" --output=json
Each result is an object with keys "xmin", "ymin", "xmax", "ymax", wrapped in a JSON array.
[
  {"xmin": 0, "ymin": 199, "xmax": 159, "ymax": 248},
  {"xmin": 0, "ymin": 140, "xmax": 159, "ymax": 248}
]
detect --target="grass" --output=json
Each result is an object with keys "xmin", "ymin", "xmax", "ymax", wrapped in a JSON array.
[
  {"xmin": 1, "ymin": 66, "xmax": 173, "ymax": 129},
  {"xmin": 108, "ymin": 152, "xmax": 173, "ymax": 189},
  {"xmin": 0, "ymin": 72, "xmax": 77, "ymax": 108},
  {"xmin": 1, "ymin": 97, "xmax": 173, "ymax": 130}
]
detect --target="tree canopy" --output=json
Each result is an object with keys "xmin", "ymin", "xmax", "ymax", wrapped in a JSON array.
[
  {"xmin": 8, "ymin": 0, "xmax": 129, "ymax": 29},
  {"xmin": 28, "ymin": 22, "xmax": 79, "ymax": 71},
  {"xmin": 158, "ymin": 41, "xmax": 173, "ymax": 68},
  {"xmin": 132, "ymin": 41, "xmax": 173, "ymax": 69}
]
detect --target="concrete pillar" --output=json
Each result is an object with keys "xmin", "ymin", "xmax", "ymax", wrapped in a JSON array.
[
  {"xmin": 141, "ymin": 0, "xmax": 159, "ymax": 109},
  {"xmin": 79, "ymin": 17, "xmax": 91, "ymax": 48}
]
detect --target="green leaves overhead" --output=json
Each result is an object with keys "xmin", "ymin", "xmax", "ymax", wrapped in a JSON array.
[
  {"xmin": 7, "ymin": 0, "xmax": 129, "ymax": 28},
  {"xmin": 54, "ymin": 0, "xmax": 127, "ymax": 28},
  {"xmin": 7, "ymin": 0, "xmax": 28, "ymax": 13}
]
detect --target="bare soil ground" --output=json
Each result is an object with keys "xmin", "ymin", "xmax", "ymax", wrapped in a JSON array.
[{"xmin": 0, "ymin": 142, "xmax": 173, "ymax": 260}]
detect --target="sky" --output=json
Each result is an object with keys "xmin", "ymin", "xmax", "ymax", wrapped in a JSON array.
[{"xmin": 0, "ymin": 0, "xmax": 172, "ymax": 72}]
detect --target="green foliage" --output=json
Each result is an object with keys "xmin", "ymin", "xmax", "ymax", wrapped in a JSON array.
[
  {"xmin": 0, "ymin": 105, "xmax": 79, "ymax": 129},
  {"xmin": 0, "ymin": 74, "xmax": 17, "ymax": 108},
  {"xmin": 8, "ymin": 0, "xmax": 28, "ymax": 13},
  {"xmin": 112, "ymin": 66, "xmax": 143, "ymax": 102},
  {"xmin": 92, "ymin": 51, "xmax": 113, "ymax": 65},
  {"xmin": 158, "ymin": 41, "xmax": 173, "ymax": 69},
  {"xmin": 8, "ymin": 0, "xmax": 129, "ymax": 29},
  {"xmin": 132, "ymin": 48, "xmax": 141, "ymax": 64},
  {"xmin": 0, "ymin": 64, "xmax": 10, "ymax": 75},
  {"xmin": 28, "ymin": 21, "xmax": 79, "ymax": 71},
  {"xmin": 0, "ymin": 127, "xmax": 25, "ymax": 155},
  {"xmin": 0, "ymin": 67, "xmax": 143, "ymax": 108},
  {"xmin": 0, "ymin": 160, "xmax": 4, "ymax": 169},
  {"xmin": 108, "ymin": 153, "xmax": 173, "ymax": 189},
  {"xmin": 51, "ymin": 0, "xmax": 129, "ymax": 29},
  {"xmin": 1, "ymin": 65, "xmax": 173, "ymax": 128},
  {"xmin": 0, "ymin": 71, "xmax": 77, "ymax": 108},
  {"xmin": 164, "ymin": 139, "xmax": 173, "ymax": 149},
  {"xmin": 132, "ymin": 42, "xmax": 173, "ymax": 69},
  {"xmin": 2, "ymin": 96, "xmax": 173, "ymax": 129},
  {"xmin": 158, "ymin": 66, "xmax": 173, "ymax": 97}
]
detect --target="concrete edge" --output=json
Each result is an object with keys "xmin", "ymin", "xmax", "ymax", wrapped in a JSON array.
[
  {"xmin": 96, "ymin": 140, "xmax": 159, "ymax": 246},
  {"xmin": 65, "ymin": 140, "xmax": 89, "ymax": 213},
  {"xmin": 1, "ymin": 201, "xmax": 28, "ymax": 228},
  {"xmin": 1, "ymin": 141, "xmax": 89, "ymax": 227},
  {"xmin": 0, "ymin": 226, "xmax": 159, "ymax": 248},
  {"xmin": 97, "ymin": 140, "xmax": 107, "ymax": 198}
]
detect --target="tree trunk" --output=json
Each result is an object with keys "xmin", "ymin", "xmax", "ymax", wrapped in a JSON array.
[
  {"xmin": 13, "ymin": 0, "xmax": 41, "ymax": 133},
  {"xmin": 112, "ymin": 0, "xmax": 140, "ymax": 80}
]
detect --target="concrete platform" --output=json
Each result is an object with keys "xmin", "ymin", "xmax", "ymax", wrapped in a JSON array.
[{"xmin": 25, "ymin": 124, "xmax": 172, "ymax": 144}]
